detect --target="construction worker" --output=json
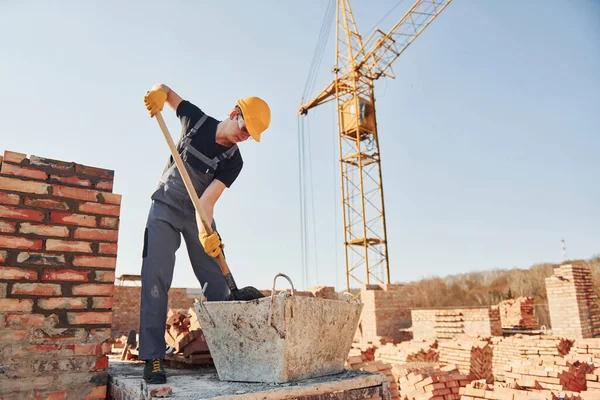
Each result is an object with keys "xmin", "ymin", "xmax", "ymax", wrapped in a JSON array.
[{"xmin": 139, "ymin": 84, "xmax": 271, "ymax": 384}]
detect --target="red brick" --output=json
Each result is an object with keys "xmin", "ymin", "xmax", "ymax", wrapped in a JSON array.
[
  {"xmin": 0, "ymin": 330, "xmax": 31, "ymax": 345},
  {"xmin": 45, "ymin": 239, "xmax": 93, "ymax": 253},
  {"xmin": 42, "ymin": 268, "xmax": 90, "ymax": 282},
  {"xmin": 19, "ymin": 222, "xmax": 69, "ymax": 237},
  {"xmin": 46, "ymin": 392, "xmax": 67, "ymax": 400},
  {"xmin": 67, "ymin": 311, "xmax": 112, "ymax": 325},
  {"xmin": 3, "ymin": 150, "xmax": 27, "ymax": 163},
  {"xmin": 96, "ymin": 179, "xmax": 113, "ymax": 191},
  {"xmin": 12, "ymin": 283, "xmax": 61, "ymax": 296},
  {"xmin": 52, "ymin": 184, "xmax": 99, "ymax": 202},
  {"xmin": 0, "ymin": 266, "xmax": 38, "ymax": 280},
  {"xmin": 0, "ymin": 205, "xmax": 45, "ymax": 221},
  {"xmin": 50, "ymin": 212, "xmax": 96, "ymax": 227},
  {"xmin": 1, "ymin": 162, "xmax": 47, "ymax": 180},
  {"xmin": 0, "ymin": 235, "xmax": 43, "ymax": 250},
  {"xmin": 84, "ymin": 385, "xmax": 107, "ymax": 400},
  {"xmin": 6, "ymin": 313, "xmax": 57, "ymax": 328},
  {"xmin": 75, "ymin": 164, "xmax": 113, "ymax": 179},
  {"xmin": 0, "ymin": 298, "xmax": 33, "ymax": 311},
  {"xmin": 94, "ymin": 270, "xmax": 114, "ymax": 282},
  {"xmin": 92, "ymin": 297, "xmax": 113, "ymax": 309},
  {"xmin": 72, "ymin": 283, "xmax": 114, "ymax": 296},
  {"xmin": 98, "ymin": 242, "xmax": 117, "ymax": 255},
  {"xmin": 99, "ymin": 217, "xmax": 119, "ymax": 229},
  {"xmin": 30, "ymin": 155, "xmax": 73, "ymax": 171},
  {"xmin": 72, "ymin": 255, "xmax": 116, "ymax": 268},
  {"xmin": 24, "ymin": 197, "xmax": 69, "ymax": 210},
  {"xmin": 101, "ymin": 192, "xmax": 121, "ymax": 205},
  {"xmin": 70, "ymin": 343, "xmax": 104, "ymax": 355},
  {"xmin": 0, "ymin": 177, "xmax": 50, "ymax": 194},
  {"xmin": 0, "ymin": 192, "xmax": 20, "ymax": 205},
  {"xmin": 17, "ymin": 251, "xmax": 65, "ymax": 266},
  {"xmin": 50, "ymin": 174, "xmax": 91, "ymax": 187},
  {"xmin": 0, "ymin": 220, "xmax": 16, "ymax": 233},
  {"xmin": 92, "ymin": 355, "xmax": 109, "ymax": 370},
  {"xmin": 74, "ymin": 227, "xmax": 118, "ymax": 242},
  {"xmin": 78, "ymin": 202, "xmax": 120, "ymax": 216},
  {"xmin": 38, "ymin": 297, "xmax": 88, "ymax": 310}
]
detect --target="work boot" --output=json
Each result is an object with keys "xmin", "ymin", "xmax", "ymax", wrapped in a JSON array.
[{"xmin": 143, "ymin": 358, "xmax": 166, "ymax": 384}]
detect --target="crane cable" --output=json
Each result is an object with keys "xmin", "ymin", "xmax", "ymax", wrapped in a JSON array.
[{"xmin": 298, "ymin": 0, "xmax": 335, "ymax": 289}]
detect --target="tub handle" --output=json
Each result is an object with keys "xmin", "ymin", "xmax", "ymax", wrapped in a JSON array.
[{"xmin": 268, "ymin": 273, "xmax": 295, "ymax": 328}]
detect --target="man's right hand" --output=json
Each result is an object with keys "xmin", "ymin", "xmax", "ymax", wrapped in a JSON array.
[{"xmin": 144, "ymin": 86, "xmax": 168, "ymax": 117}]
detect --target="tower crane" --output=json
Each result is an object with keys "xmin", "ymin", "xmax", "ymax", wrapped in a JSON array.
[{"xmin": 298, "ymin": 0, "xmax": 453, "ymax": 292}]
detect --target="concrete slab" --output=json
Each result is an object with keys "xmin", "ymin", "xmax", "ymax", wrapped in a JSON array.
[{"xmin": 108, "ymin": 360, "xmax": 390, "ymax": 400}]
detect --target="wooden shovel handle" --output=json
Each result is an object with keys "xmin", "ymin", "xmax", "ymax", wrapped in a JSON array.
[{"xmin": 154, "ymin": 112, "xmax": 232, "ymax": 276}]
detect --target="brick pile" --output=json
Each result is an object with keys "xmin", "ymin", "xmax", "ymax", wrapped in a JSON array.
[
  {"xmin": 503, "ymin": 357, "xmax": 592, "ymax": 392},
  {"xmin": 438, "ymin": 337, "xmax": 493, "ymax": 383},
  {"xmin": 398, "ymin": 364, "xmax": 471, "ymax": 400},
  {"xmin": 412, "ymin": 308, "xmax": 502, "ymax": 341},
  {"xmin": 585, "ymin": 367, "xmax": 600, "ymax": 391},
  {"xmin": 376, "ymin": 340, "xmax": 439, "ymax": 365},
  {"xmin": 546, "ymin": 264, "xmax": 600, "ymax": 339},
  {"xmin": 459, "ymin": 379, "xmax": 588, "ymax": 400},
  {"xmin": 348, "ymin": 341, "xmax": 377, "ymax": 363},
  {"xmin": 345, "ymin": 357, "xmax": 400, "ymax": 400},
  {"xmin": 0, "ymin": 150, "xmax": 121, "ymax": 399},
  {"xmin": 498, "ymin": 296, "xmax": 539, "ymax": 330},
  {"xmin": 165, "ymin": 308, "xmax": 210, "ymax": 358},
  {"xmin": 357, "ymin": 284, "xmax": 413, "ymax": 344},
  {"xmin": 491, "ymin": 334, "xmax": 573, "ymax": 381},
  {"xmin": 308, "ymin": 285, "xmax": 338, "ymax": 300},
  {"xmin": 567, "ymin": 338, "xmax": 600, "ymax": 364}
]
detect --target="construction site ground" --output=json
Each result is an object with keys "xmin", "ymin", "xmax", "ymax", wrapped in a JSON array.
[{"xmin": 107, "ymin": 358, "xmax": 390, "ymax": 400}]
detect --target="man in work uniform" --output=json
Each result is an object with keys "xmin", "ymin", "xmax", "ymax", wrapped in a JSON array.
[{"xmin": 140, "ymin": 84, "xmax": 271, "ymax": 384}]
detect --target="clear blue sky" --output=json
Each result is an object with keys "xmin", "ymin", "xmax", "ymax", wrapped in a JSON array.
[{"xmin": 1, "ymin": 1, "xmax": 598, "ymax": 291}]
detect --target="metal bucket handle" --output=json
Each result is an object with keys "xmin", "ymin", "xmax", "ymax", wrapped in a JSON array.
[
  {"xmin": 268, "ymin": 273, "xmax": 295, "ymax": 328},
  {"xmin": 197, "ymin": 281, "xmax": 216, "ymax": 328}
]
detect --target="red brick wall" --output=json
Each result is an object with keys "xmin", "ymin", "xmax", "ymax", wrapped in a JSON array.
[
  {"xmin": 0, "ymin": 150, "xmax": 120, "ymax": 399},
  {"xmin": 111, "ymin": 286, "xmax": 201, "ymax": 337}
]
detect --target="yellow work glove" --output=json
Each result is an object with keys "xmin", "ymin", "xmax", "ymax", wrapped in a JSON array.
[
  {"xmin": 143, "ymin": 87, "xmax": 167, "ymax": 117},
  {"xmin": 199, "ymin": 231, "xmax": 224, "ymax": 258}
]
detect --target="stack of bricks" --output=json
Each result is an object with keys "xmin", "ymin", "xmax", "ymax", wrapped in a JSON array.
[
  {"xmin": 411, "ymin": 308, "xmax": 502, "ymax": 341},
  {"xmin": 0, "ymin": 150, "xmax": 120, "ymax": 399},
  {"xmin": 584, "ymin": 367, "xmax": 600, "ymax": 391},
  {"xmin": 376, "ymin": 340, "xmax": 439, "ymax": 365},
  {"xmin": 308, "ymin": 285, "xmax": 338, "ymax": 300},
  {"xmin": 357, "ymin": 284, "xmax": 413, "ymax": 344},
  {"xmin": 566, "ymin": 339, "xmax": 600, "ymax": 391},
  {"xmin": 491, "ymin": 335, "xmax": 574, "ymax": 381},
  {"xmin": 438, "ymin": 336, "xmax": 493, "ymax": 383},
  {"xmin": 503, "ymin": 357, "xmax": 592, "ymax": 392},
  {"xmin": 498, "ymin": 296, "xmax": 539, "ymax": 330},
  {"xmin": 459, "ymin": 380, "xmax": 588, "ymax": 400},
  {"xmin": 398, "ymin": 364, "xmax": 471, "ymax": 400},
  {"xmin": 345, "ymin": 357, "xmax": 400, "ymax": 400},
  {"xmin": 546, "ymin": 264, "xmax": 600, "ymax": 339},
  {"xmin": 348, "ymin": 341, "xmax": 377, "ymax": 363}
]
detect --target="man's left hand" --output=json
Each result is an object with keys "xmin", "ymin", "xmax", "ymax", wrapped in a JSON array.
[{"xmin": 199, "ymin": 231, "xmax": 223, "ymax": 257}]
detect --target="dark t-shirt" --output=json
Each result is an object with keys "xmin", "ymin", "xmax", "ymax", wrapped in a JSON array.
[{"xmin": 167, "ymin": 100, "xmax": 243, "ymax": 188}]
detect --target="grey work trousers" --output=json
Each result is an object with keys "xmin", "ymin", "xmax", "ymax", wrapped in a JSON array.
[{"xmin": 138, "ymin": 199, "xmax": 229, "ymax": 360}]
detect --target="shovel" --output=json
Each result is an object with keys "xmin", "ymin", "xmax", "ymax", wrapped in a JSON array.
[{"xmin": 153, "ymin": 112, "xmax": 265, "ymax": 301}]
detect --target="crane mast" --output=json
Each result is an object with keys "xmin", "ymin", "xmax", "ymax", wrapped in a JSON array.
[{"xmin": 299, "ymin": 0, "xmax": 452, "ymax": 292}]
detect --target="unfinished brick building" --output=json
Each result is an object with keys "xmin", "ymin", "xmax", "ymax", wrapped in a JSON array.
[
  {"xmin": 546, "ymin": 264, "xmax": 600, "ymax": 339},
  {"xmin": 0, "ymin": 150, "xmax": 120, "ymax": 399}
]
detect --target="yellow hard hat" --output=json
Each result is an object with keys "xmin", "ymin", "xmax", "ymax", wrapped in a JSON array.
[{"xmin": 236, "ymin": 96, "xmax": 271, "ymax": 142}]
